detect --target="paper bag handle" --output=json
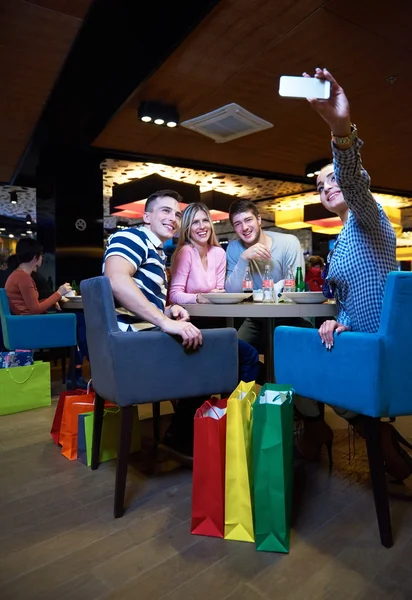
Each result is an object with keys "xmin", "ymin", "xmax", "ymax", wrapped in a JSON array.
[
  {"xmin": 6, "ymin": 366, "xmax": 35, "ymax": 384},
  {"xmin": 237, "ymin": 390, "xmax": 256, "ymax": 404},
  {"xmin": 197, "ymin": 400, "xmax": 219, "ymax": 419}
]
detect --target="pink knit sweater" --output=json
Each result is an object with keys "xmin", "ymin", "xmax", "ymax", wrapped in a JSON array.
[{"xmin": 169, "ymin": 244, "xmax": 226, "ymax": 304}]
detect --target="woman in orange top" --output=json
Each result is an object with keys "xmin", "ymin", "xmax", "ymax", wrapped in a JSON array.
[
  {"xmin": 5, "ymin": 238, "xmax": 88, "ymax": 388},
  {"xmin": 5, "ymin": 238, "xmax": 72, "ymax": 314}
]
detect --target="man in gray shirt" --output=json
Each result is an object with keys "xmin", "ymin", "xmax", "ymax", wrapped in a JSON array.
[{"xmin": 225, "ymin": 199, "xmax": 309, "ymax": 352}]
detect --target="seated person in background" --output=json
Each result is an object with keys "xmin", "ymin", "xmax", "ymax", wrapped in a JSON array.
[
  {"xmin": 305, "ymin": 255, "xmax": 325, "ymax": 291},
  {"xmin": 32, "ymin": 266, "xmax": 53, "ymax": 301},
  {"xmin": 225, "ymin": 199, "xmax": 311, "ymax": 354},
  {"xmin": 169, "ymin": 202, "xmax": 259, "ymax": 383},
  {"xmin": 5, "ymin": 239, "xmax": 71, "ymax": 314},
  {"xmin": 5, "ymin": 239, "xmax": 87, "ymax": 388},
  {"xmin": 0, "ymin": 254, "xmax": 19, "ymax": 288},
  {"xmin": 103, "ymin": 190, "xmax": 209, "ymax": 462}
]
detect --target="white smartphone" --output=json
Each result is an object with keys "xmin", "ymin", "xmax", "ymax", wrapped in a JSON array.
[{"xmin": 279, "ymin": 76, "xmax": 331, "ymax": 100}]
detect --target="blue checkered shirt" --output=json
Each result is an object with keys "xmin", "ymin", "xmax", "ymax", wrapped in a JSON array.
[{"xmin": 326, "ymin": 138, "xmax": 397, "ymax": 333}]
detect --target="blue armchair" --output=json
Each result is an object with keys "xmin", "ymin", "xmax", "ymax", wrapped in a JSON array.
[
  {"xmin": 274, "ymin": 271, "xmax": 412, "ymax": 548},
  {"xmin": 80, "ymin": 276, "xmax": 239, "ymax": 518},
  {"xmin": 0, "ymin": 289, "xmax": 77, "ymax": 384}
]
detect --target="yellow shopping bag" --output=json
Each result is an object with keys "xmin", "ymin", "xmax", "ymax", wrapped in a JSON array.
[{"xmin": 224, "ymin": 380, "xmax": 256, "ymax": 543}]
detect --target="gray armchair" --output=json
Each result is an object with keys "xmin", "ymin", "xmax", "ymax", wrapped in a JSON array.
[{"xmin": 80, "ymin": 276, "xmax": 238, "ymax": 517}]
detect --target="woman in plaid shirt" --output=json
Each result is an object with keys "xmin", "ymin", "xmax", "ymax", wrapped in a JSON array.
[{"xmin": 298, "ymin": 68, "xmax": 412, "ymax": 480}]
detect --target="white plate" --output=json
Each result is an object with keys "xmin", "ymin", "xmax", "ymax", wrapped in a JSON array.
[
  {"xmin": 283, "ymin": 292, "xmax": 326, "ymax": 304},
  {"xmin": 200, "ymin": 293, "xmax": 252, "ymax": 304}
]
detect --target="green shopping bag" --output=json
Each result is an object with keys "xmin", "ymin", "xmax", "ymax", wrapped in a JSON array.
[
  {"xmin": 0, "ymin": 361, "xmax": 51, "ymax": 415},
  {"xmin": 77, "ymin": 407, "xmax": 141, "ymax": 466},
  {"xmin": 252, "ymin": 383, "xmax": 294, "ymax": 553}
]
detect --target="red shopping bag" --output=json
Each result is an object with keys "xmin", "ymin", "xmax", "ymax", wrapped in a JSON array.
[
  {"xmin": 50, "ymin": 389, "xmax": 88, "ymax": 445},
  {"xmin": 191, "ymin": 397, "xmax": 228, "ymax": 538}
]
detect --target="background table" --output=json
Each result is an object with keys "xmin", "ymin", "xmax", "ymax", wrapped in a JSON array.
[
  {"xmin": 63, "ymin": 299, "xmax": 84, "ymax": 310},
  {"xmin": 183, "ymin": 301, "xmax": 337, "ymax": 382}
]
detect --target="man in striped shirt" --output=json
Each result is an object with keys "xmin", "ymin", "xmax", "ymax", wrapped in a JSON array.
[
  {"xmin": 103, "ymin": 190, "xmax": 203, "ymax": 462},
  {"xmin": 103, "ymin": 189, "xmax": 202, "ymax": 348}
]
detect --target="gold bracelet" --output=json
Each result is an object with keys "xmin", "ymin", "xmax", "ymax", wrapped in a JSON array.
[{"xmin": 331, "ymin": 124, "xmax": 358, "ymax": 145}]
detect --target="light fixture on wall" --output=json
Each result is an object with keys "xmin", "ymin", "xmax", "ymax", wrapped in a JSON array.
[
  {"xmin": 26, "ymin": 214, "xmax": 32, "ymax": 225},
  {"xmin": 305, "ymin": 159, "xmax": 331, "ymax": 179},
  {"xmin": 9, "ymin": 191, "xmax": 18, "ymax": 204},
  {"xmin": 138, "ymin": 102, "xmax": 179, "ymax": 128},
  {"xmin": 274, "ymin": 203, "xmax": 403, "ymax": 236}
]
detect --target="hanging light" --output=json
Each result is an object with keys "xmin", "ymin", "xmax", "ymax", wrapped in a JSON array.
[
  {"xmin": 138, "ymin": 101, "xmax": 180, "ymax": 128},
  {"xmin": 9, "ymin": 191, "xmax": 18, "ymax": 205},
  {"xmin": 26, "ymin": 213, "xmax": 32, "ymax": 225}
]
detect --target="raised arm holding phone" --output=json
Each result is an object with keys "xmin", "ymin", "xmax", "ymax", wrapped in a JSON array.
[{"xmin": 291, "ymin": 68, "xmax": 411, "ymax": 480}]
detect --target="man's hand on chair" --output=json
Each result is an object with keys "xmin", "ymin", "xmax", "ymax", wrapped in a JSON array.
[{"xmin": 161, "ymin": 318, "xmax": 203, "ymax": 350}]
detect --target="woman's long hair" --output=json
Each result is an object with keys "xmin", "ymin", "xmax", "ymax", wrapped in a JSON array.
[{"xmin": 172, "ymin": 202, "xmax": 220, "ymax": 264}]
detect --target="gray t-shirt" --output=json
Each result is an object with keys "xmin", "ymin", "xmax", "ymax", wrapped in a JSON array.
[{"xmin": 225, "ymin": 231, "xmax": 304, "ymax": 292}]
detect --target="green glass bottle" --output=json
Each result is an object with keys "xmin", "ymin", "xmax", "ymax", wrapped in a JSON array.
[
  {"xmin": 71, "ymin": 280, "xmax": 78, "ymax": 294},
  {"xmin": 295, "ymin": 267, "xmax": 305, "ymax": 292}
]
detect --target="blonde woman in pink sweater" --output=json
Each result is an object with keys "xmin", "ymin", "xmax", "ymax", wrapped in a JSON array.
[
  {"xmin": 169, "ymin": 203, "xmax": 226, "ymax": 305},
  {"xmin": 170, "ymin": 202, "xmax": 260, "ymax": 383}
]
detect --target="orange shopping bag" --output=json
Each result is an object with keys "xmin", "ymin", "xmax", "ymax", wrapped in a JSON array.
[
  {"xmin": 60, "ymin": 393, "xmax": 95, "ymax": 460},
  {"xmin": 60, "ymin": 392, "xmax": 116, "ymax": 460}
]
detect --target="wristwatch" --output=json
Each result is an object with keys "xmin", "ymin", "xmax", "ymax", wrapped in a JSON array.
[{"xmin": 331, "ymin": 123, "xmax": 358, "ymax": 145}]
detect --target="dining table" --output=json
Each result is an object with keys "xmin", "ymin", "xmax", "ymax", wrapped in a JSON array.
[
  {"xmin": 63, "ymin": 296, "xmax": 337, "ymax": 382},
  {"xmin": 183, "ymin": 300, "xmax": 337, "ymax": 382}
]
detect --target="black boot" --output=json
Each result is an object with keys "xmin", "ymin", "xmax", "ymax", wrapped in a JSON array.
[{"xmin": 351, "ymin": 416, "xmax": 412, "ymax": 481}]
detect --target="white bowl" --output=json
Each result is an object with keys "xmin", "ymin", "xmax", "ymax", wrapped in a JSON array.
[
  {"xmin": 282, "ymin": 291, "xmax": 326, "ymax": 304},
  {"xmin": 200, "ymin": 293, "xmax": 252, "ymax": 304}
]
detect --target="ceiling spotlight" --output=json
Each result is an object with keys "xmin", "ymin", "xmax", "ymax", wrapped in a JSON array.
[
  {"xmin": 305, "ymin": 158, "xmax": 331, "ymax": 179},
  {"xmin": 8, "ymin": 233, "xmax": 14, "ymax": 238},
  {"xmin": 0, "ymin": 227, "xmax": 5, "ymax": 231},
  {"xmin": 10, "ymin": 191, "xmax": 18, "ymax": 204},
  {"xmin": 26, "ymin": 230, "xmax": 32, "ymax": 234},
  {"xmin": 138, "ymin": 101, "xmax": 179, "ymax": 128}
]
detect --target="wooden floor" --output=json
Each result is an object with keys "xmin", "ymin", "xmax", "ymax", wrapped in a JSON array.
[{"xmin": 1, "ymin": 384, "xmax": 412, "ymax": 599}]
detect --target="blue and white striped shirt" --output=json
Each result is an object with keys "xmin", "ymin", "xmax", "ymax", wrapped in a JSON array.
[{"xmin": 103, "ymin": 226, "xmax": 167, "ymax": 318}]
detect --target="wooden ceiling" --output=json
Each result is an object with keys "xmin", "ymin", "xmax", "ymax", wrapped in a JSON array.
[
  {"xmin": 0, "ymin": 0, "xmax": 94, "ymax": 182},
  {"xmin": 93, "ymin": 0, "xmax": 412, "ymax": 194}
]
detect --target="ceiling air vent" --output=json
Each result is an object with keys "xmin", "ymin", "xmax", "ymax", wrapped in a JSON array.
[{"xmin": 180, "ymin": 103, "xmax": 273, "ymax": 144}]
